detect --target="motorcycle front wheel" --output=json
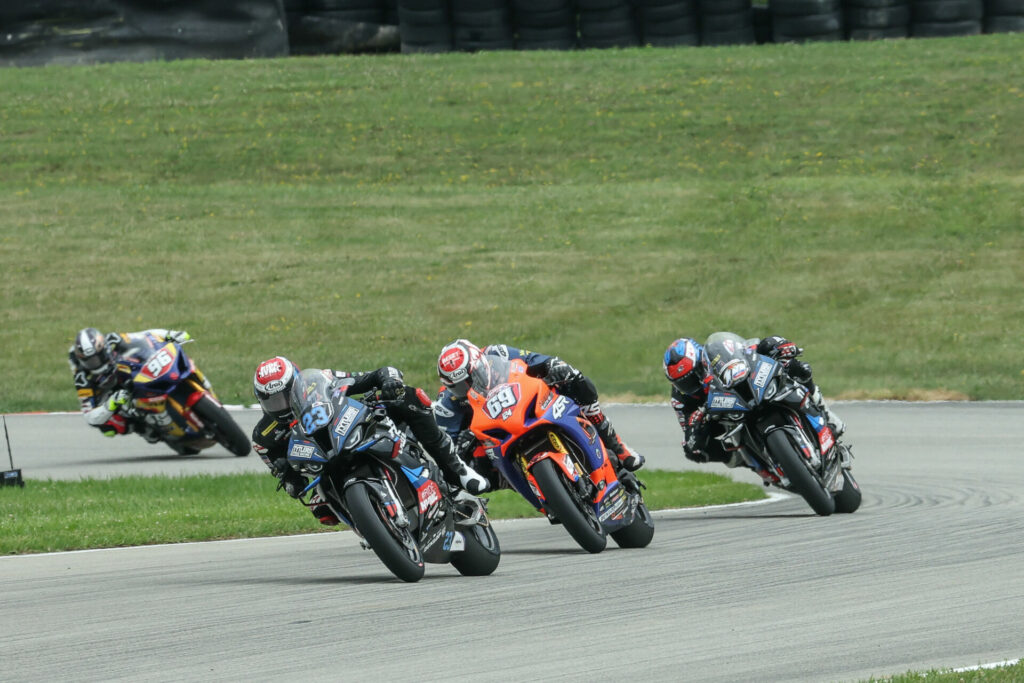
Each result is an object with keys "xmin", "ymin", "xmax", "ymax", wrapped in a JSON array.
[
  {"xmin": 531, "ymin": 458, "xmax": 607, "ymax": 553},
  {"xmin": 344, "ymin": 482, "xmax": 425, "ymax": 583},
  {"xmin": 191, "ymin": 395, "xmax": 250, "ymax": 457},
  {"xmin": 610, "ymin": 501, "xmax": 655, "ymax": 549},
  {"xmin": 833, "ymin": 469, "xmax": 862, "ymax": 513},
  {"xmin": 766, "ymin": 430, "xmax": 835, "ymax": 516},
  {"xmin": 450, "ymin": 521, "xmax": 501, "ymax": 576}
]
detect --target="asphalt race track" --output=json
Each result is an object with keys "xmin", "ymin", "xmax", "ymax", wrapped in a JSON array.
[{"xmin": 2, "ymin": 403, "xmax": 1023, "ymax": 682}]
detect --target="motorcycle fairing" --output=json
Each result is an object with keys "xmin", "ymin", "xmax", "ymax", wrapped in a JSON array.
[{"xmin": 470, "ymin": 359, "xmax": 635, "ymax": 529}]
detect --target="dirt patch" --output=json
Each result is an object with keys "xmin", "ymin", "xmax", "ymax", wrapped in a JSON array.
[{"xmin": 833, "ymin": 388, "xmax": 972, "ymax": 401}]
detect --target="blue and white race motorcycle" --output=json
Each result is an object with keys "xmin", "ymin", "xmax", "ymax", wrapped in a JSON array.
[
  {"xmin": 283, "ymin": 369, "xmax": 500, "ymax": 582},
  {"xmin": 702, "ymin": 332, "xmax": 861, "ymax": 516}
]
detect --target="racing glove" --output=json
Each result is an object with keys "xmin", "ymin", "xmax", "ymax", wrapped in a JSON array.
[
  {"xmin": 272, "ymin": 458, "xmax": 307, "ymax": 498},
  {"xmin": 379, "ymin": 378, "xmax": 406, "ymax": 402},
  {"xmin": 106, "ymin": 389, "xmax": 132, "ymax": 413},
  {"xmin": 757, "ymin": 336, "xmax": 802, "ymax": 360},
  {"xmin": 167, "ymin": 330, "xmax": 191, "ymax": 344}
]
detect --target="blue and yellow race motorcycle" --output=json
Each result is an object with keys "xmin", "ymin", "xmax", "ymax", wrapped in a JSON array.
[{"xmin": 115, "ymin": 333, "xmax": 249, "ymax": 456}]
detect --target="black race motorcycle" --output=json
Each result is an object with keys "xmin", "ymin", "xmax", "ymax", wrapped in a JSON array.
[
  {"xmin": 702, "ymin": 332, "xmax": 861, "ymax": 516},
  {"xmin": 282, "ymin": 369, "xmax": 501, "ymax": 582}
]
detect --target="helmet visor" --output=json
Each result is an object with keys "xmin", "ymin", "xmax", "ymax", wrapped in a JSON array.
[
  {"xmin": 81, "ymin": 354, "xmax": 108, "ymax": 372},
  {"xmin": 671, "ymin": 369, "xmax": 706, "ymax": 396},
  {"xmin": 444, "ymin": 377, "xmax": 472, "ymax": 399},
  {"xmin": 258, "ymin": 391, "xmax": 291, "ymax": 417}
]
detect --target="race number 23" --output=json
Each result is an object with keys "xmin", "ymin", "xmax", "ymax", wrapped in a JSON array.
[{"xmin": 485, "ymin": 385, "xmax": 519, "ymax": 419}]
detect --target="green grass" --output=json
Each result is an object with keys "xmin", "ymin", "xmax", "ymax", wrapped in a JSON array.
[
  {"xmin": 0, "ymin": 469, "xmax": 762, "ymax": 555},
  {"xmin": 865, "ymin": 659, "xmax": 1024, "ymax": 682},
  {"xmin": 2, "ymin": 36, "xmax": 1023, "ymax": 412}
]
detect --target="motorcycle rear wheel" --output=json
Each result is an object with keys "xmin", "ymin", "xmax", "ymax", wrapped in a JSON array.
[
  {"xmin": 833, "ymin": 469, "xmax": 862, "ymax": 513},
  {"xmin": 450, "ymin": 522, "xmax": 501, "ymax": 576},
  {"xmin": 766, "ymin": 430, "xmax": 835, "ymax": 516},
  {"xmin": 191, "ymin": 395, "xmax": 250, "ymax": 456},
  {"xmin": 531, "ymin": 458, "xmax": 607, "ymax": 553},
  {"xmin": 609, "ymin": 501, "xmax": 655, "ymax": 548},
  {"xmin": 344, "ymin": 482, "xmax": 425, "ymax": 583}
]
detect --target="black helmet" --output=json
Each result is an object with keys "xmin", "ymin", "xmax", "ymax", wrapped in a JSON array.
[
  {"xmin": 253, "ymin": 356, "xmax": 300, "ymax": 422},
  {"xmin": 663, "ymin": 337, "xmax": 708, "ymax": 396},
  {"xmin": 73, "ymin": 328, "xmax": 113, "ymax": 376}
]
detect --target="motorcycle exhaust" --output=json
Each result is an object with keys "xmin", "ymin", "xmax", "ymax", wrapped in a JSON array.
[{"xmin": 2, "ymin": 416, "xmax": 24, "ymax": 488}]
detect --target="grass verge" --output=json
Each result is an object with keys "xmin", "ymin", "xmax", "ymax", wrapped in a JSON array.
[
  {"xmin": 0, "ymin": 469, "xmax": 763, "ymax": 555},
  {"xmin": 865, "ymin": 659, "xmax": 1024, "ymax": 682},
  {"xmin": 1, "ymin": 37, "xmax": 1023, "ymax": 411}
]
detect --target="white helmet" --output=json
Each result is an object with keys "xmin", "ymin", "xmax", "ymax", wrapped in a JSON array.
[
  {"xmin": 437, "ymin": 339, "xmax": 483, "ymax": 399},
  {"xmin": 253, "ymin": 356, "xmax": 299, "ymax": 421}
]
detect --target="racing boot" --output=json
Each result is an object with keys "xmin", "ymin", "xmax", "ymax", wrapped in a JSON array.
[
  {"xmin": 587, "ymin": 407, "xmax": 644, "ymax": 472},
  {"xmin": 426, "ymin": 430, "xmax": 491, "ymax": 495},
  {"xmin": 810, "ymin": 386, "xmax": 845, "ymax": 437}
]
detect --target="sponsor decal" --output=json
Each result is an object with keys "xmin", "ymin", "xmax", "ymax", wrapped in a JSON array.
[
  {"xmin": 501, "ymin": 408, "xmax": 513, "ymax": 420},
  {"xmin": 439, "ymin": 348, "xmax": 466, "ymax": 375},
  {"xmin": 418, "ymin": 479, "xmax": 442, "ymax": 513},
  {"xmin": 819, "ymin": 426, "xmax": 835, "ymax": 453},
  {"xmin": 710, "ymin": 395, "xmax": 737, "ymax": 409},
  {"xmin": 263, "ymin": 379, "xmax": 284, "ymax": 393},
  {"xmin": 753, "ymin": 361, "xmax": 772, "ymax": 387},
  {"xmin": 599, "ymin": 488, "xmax": 627, "ymax": 522},
  {"xmin": 333, "ymin": 405, "xmax": 360, "ymax": 437},
  {"xmin": 432, "ymin": 401, "xmax": 455, "ymax": 418},
  {"xmin": 289, "ymin": 444, "xmax": 316, "ymax": 459},
  {"xmin": 550, "ymin": 396, "xmax": 569, "ymax": 420},
  {"xmin": 257, "ymin": 359, "xmax": 284, "ymax": 381}
]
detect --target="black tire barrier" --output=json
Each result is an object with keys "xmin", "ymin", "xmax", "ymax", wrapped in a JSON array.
[
  {"xmin": 912, "ymin": 0, "xmax": 983, "ymax": 21},
  {"xmin": 0, "ymin": 0, "xmax": 287, "ymax": 66},
  {"xmin": 911, "ymin": 0, "xmax": 983, "ymax": 34},
  {"xmin": 770, "ymin": 0, "xmax": 842, "ymax": 15},
  {"xmin": 636, "ymin": 0, "xmax": 700, "ymax": 46},
  {"xmin": 397, "ymin": 0, "xmax": 453, "ymax": 52},
  {"xmin": 752, "ymin": 4, "xmax": 773, "ymax": 42},
  {"xmin": 288, "ymin": 13, "xmax": 400, "ymax": 54},
  {"xmin": 849, "ymin": 23, "xmax": 911, "ymax": 35},
  {"xmin": 513, "ymin": 0, "xmax": 577, "ymax": 51},
  {"xmin": 984, "ymin": 13, "xmax": 1024, "ymax": 28},
  {"xmin": 912, "ymin": 17, "xmax": 983, "ymax": 31},
  {"xmin": 985, "ymin": 0, "xmax": 1024, "ymax": 12},
  {"xmin": 847, "ymin": 3, "xmax": 911, "ymax": 28},
  {"xmin": 700, "ymin": 0, "xmax": 752, "ymax": 13},
  {"xmin": 5, "ymin": 0, "xmax": 1022, "ymax": 63},
  {"xmin": 452, "ymin": 1, "xmax": 515, "ymax": 52},
  {"xmin": 579, "ymin": 4, "xmax": 640, "ymax": 48},
  {"xmin": 699, "ymin": 0, "xmax": 755, "ymax": 44}
]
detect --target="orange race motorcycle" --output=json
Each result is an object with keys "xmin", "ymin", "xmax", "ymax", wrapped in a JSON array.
[
  {"xmin": 466, "ymin": 356, "xmax": 654, "ymax": 553},
  {"xmin": 114, "ymin": 333, "xmax": 250, "ymax": 456}
]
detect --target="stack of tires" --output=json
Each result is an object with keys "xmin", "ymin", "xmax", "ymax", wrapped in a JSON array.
[
  {"xmin": 983, "ymin": 0, "xmax": 1024, "ymax": 30},
  {"xmin": 397, "ymin": 0, "xmax": 453, "ymax": 52},
  {"xmin": 699, "ymin": 0, "xmax": 756, "ymax": 45},
  {"xmin": 846, "ymin": 0, "xmax": 911, "ymax": 39},
  {"xmin": 452, "ymin": 0, "xmax": 514, "ymax": 51},
  {"xmin": 512, "ymin": 0, "xmax": 577, "ymax": 49},
  {"xmin": 910, "ymin": 0, "xmax": 983, "ymax": 36},
  {"xmin": 770, "ymin": 0, "xmax": 844, "ymax": 41},
  {"xmin": 578, "ymin": 0, "xmax": 640, "ymax": 48},
  {"xmin": 635, "ymin": 0, "xmax": 700, "ymax": 46}
]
